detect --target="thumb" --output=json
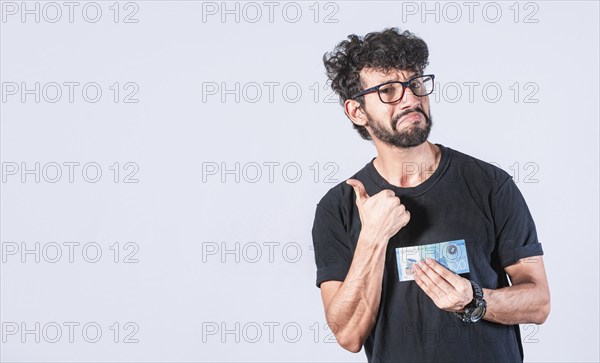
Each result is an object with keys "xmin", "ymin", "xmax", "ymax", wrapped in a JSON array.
[{"xmin": 346, "ymin": 178, "xmax": 370, "ymax": 204}]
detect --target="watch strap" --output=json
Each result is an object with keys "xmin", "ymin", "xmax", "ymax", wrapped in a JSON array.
[{"xmin": 454, "ymin": 280, "xmax": 485, "ymax": 323}]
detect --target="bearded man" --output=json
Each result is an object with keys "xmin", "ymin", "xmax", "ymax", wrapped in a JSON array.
[{"xmin": 311, "ymin": 28, "xmax": 550, "ymax": 363}]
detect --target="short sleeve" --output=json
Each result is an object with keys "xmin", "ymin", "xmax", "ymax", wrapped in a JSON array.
[
  {"xmin": 311, "ymin": 203, "xmax": 353, "ymax": 288},
  {"xmin": 492, "ymin": 175, "xmax": 543, "ymax": 267}
]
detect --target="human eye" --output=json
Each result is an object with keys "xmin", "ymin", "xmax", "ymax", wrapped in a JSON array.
[
  {"xmin": 379, "ymin": 84, "xmax": 394, "ymax": 94},
  {"xmin": 410, "ymin": 78, "xmax": 424, "ymax": 88}
]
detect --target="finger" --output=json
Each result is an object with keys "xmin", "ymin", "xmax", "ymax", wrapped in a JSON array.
[
  {"xmin": 381, "ymin": 189, "xmax": 395, "ymax": 197},
  {"xmin": 404, "ymin": 209, "xmax": 410, "ymax": 218},
  {"xmin": 424, "ymin": 258, "xmax": 464, "ymax": 288},
  {"xmin": 413, "ymin": 264, "xmax": 441, "ymax": 300},
  {"xmin": 346, "ymin": 179, "xmax": 370, "ymax": 203},
  {"xmin": 416, "ymin": 260, "xmax": 455, "ymax": 296}
]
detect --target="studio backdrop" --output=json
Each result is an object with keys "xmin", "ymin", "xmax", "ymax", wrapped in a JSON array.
[{"xmin": 1, "ymin": 1, "xmax": 598, "ymax": 362}]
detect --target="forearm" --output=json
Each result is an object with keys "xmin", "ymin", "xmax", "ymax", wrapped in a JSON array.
[
  {"xmin": 326, "ymin": 230, "xmax": 388, "ymax": 352},
  {"xmin": 482, "ymin": 282, "xmax": 550, "ymax": 325}
]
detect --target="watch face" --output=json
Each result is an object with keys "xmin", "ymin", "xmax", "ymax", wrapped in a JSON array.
[{"xmin": 471, "ymin": 305, "xmax": 486, "ymax": 321}]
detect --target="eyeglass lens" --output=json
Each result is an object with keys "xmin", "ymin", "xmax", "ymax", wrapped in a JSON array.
[{"xmin": 378, "ymin": 76, "xmax": 434, "ymax": 103}]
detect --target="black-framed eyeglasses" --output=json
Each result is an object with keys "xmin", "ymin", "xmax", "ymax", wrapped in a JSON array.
[{"xmin": 352, "ymin": 74, "xmax": 435, "ymax": 104}]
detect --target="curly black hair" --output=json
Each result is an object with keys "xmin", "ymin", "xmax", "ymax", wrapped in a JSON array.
[{"xmin": 323, "ymin": 28, "xmax": 429, "ymax": 140}]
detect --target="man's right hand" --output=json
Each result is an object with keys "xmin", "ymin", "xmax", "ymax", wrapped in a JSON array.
[
  {"xmin": 319, "ymin": 179, "xmax": 411, "ymax": 352},
  {"xmin": 346, "ymin": 178, "xmax": 410, "ymax": 241}
]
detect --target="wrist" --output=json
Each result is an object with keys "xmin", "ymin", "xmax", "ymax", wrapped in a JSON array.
[
  {"xmin": 454, "ymin": 280, "xmax": 487, "ymax": 323},
  {"xmin": 482, "ymin": 288, "xmax": 493, "ymax": 301},
  {"xmin": 457, "ymin": 288, "xmax": 475, "ymax": 313},
  {"xmin": 359, "ymin": 228, "xmax": 390, "ymax": 245}
]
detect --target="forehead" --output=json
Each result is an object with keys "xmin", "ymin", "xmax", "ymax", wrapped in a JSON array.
[{"xmin": 359, "ymin": 67, "xmax": 419, "ymax": 86}]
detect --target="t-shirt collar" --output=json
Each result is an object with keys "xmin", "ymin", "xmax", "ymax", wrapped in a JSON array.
[{"xmin": 365, "ymin": 143, "xmax": 451, "ymax": 198}]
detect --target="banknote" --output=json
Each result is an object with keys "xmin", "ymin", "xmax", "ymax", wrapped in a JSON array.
[{"xmin": 395, "ymin": 239, "xmax": 470, "ymax": 282}]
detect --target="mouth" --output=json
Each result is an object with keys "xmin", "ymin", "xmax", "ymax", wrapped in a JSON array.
[{"xmin": 397, "ymin": 112, "xmax": 423, "ymax": 126}]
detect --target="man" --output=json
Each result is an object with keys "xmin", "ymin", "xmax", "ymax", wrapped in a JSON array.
[{"xmin": 311, "ymin": 28, "xmax": 550, "ymax": 362}]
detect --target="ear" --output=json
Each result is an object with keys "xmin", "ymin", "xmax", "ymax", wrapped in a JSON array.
[{"xmin": 344, "ymin": 99, "xmax": 368, "ymax": 127}]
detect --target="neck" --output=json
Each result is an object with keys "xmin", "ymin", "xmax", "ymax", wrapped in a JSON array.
[{"xmin": 372, "ymin": 140, "xmax": 441, "ymax": 188}]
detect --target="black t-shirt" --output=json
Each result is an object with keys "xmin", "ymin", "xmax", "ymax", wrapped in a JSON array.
[{"xmin": 311, "ymin": 144, "xmax": 543, "ymax": 363}]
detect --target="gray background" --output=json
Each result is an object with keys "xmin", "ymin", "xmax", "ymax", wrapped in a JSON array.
[{"xmin": 1, "ymin": 1, "xmax": 598, "ymax": 361}]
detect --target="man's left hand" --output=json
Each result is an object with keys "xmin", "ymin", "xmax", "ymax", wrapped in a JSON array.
[{"xmin": 413, "ymin": 258, "xmax": 473, "ymax": 313}]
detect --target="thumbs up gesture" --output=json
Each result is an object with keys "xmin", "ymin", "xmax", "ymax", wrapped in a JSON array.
[{"xmin": 346, "ymin": 179, "xmax": 410, "ymax": 241}]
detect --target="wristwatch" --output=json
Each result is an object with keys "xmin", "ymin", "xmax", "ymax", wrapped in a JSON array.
[{"xmin": 454, "ymin": 280, "xmax": 487, "ymax": 323}]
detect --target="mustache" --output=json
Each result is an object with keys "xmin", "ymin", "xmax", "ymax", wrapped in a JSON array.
[{"xmin": 391, "ymin": 107, "xmax": 427, "ymax": 131}]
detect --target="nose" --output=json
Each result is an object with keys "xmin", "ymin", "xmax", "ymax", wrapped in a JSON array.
[{"xmin": 399, "ymin": 86, "xmax": 422, "ymax": 110}]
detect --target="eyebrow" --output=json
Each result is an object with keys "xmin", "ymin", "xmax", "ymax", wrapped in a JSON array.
[{"xmin": 369, "ymin": 73, "xmax": 422, "ymax": 87}]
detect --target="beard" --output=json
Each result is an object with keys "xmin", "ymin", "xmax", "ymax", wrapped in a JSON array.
[{"xmin": 366, "ymin": 106, "xmax": 433, "ymax": 148}]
